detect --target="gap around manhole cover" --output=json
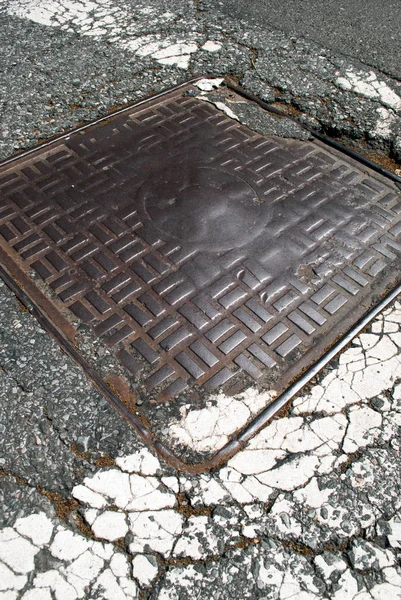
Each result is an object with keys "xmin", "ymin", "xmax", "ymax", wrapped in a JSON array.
[{"xmin": 0, "ymin": 79, "xmax": 400, "ymax": 472}]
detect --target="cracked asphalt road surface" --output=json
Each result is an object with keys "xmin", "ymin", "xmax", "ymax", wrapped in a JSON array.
[
  {"xmin": 217, "ymin": 0, "xmax": 401, "ymax": 79},
  {"xmin": 0, "ymin": 1, "xmax": 400, "ymax": 599}
]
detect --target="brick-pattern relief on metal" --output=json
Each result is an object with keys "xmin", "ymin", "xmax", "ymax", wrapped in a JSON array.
[{"xmin": 1, "ymin": 91, "xmax": 401, "ymax": 403}]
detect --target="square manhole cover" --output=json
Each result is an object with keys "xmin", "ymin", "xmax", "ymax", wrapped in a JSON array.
[{"xmin": 1, "ymin": 80, "xmax": 400, "ymax": 470}]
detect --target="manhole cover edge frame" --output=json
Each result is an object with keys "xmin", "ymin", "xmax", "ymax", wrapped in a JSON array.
[{"xmin": 0, "ymin": 78, "xmax": 401, "ymax": 473}]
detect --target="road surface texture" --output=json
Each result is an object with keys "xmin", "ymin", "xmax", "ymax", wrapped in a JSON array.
[
  {"xmin": 217, "ymin": 0, "xmax": 401, "ymax": 80},
  {"xmin": 0, "ymin": 1, "xmax": 400, "ymax": 599}
]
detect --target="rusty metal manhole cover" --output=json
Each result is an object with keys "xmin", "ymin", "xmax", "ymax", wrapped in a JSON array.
[{"xmin": 1, "ymin": 81, "xmax": 400, "ymax": 471}]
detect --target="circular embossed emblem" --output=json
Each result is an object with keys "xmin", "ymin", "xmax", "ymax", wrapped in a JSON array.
[{"xmin": 140, "ymin": 165, "xmax": 267, "ymax": 251}]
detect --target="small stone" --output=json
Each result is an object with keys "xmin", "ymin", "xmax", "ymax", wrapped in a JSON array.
[
  {"xmin": 340, "ymin": 520, "xmax": 353, "ymax": 533},
  {"xmin": 320, "ymin": 506, "xmax": 329, "ymax": 519}
]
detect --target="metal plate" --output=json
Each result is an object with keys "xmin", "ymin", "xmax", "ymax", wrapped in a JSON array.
[{"xmin": 1, "ymin": 82, "xmax": 400, "ymax": 469}]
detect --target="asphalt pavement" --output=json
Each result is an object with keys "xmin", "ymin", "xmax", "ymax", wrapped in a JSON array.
[
  {"xmin": 217, "ymin": 0, "xmax": 401, "ymax": 79},
  {"xmin": 0, "ymin": 1, "xmax": 400, "ymax": 599}
]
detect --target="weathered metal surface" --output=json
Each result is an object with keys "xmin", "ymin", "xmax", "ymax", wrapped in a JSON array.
[{"xmin": 0, "ymin": 82, "xmax": 400, "ymax": 468}]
